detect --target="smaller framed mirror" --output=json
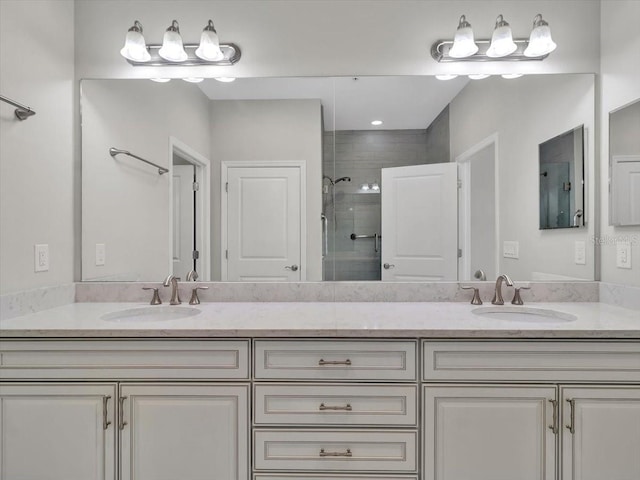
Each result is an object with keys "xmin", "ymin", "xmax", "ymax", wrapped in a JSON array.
[
  {"xmin": 609, "ymin": 98, "xmax": 640, "ymax": 227},
  {"xmin": 538, "ymin": 125, "xmax": 585, "ymax": 229}
]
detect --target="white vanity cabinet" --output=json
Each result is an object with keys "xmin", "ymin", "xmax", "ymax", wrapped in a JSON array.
[{"xmin": 0, "ymin": 383, "xmax": 117, "ymax": 480}]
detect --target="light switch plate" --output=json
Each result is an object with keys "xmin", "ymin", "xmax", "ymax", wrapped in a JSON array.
[
  {"xmin": 34, "ymin": 244, "xmax": 49, "ymax": 272},
  {"xmin": 95, "ymin": 243, "xmax": 106, "ymax": 266},
  {"xmin": 574, "ymin": 241, "xmax": 586, "ymax": 265},
  {"xmin": 616, "ymin": 240, "xmax": 631, "ymax": 269},
  {"xmin": 503, "ymin": 241, "xmax": 519, "ymax": 259}
]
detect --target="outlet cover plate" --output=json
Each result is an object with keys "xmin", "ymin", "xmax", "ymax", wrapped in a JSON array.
[
  {"xmin": 616, "ymin": 240, "xmax": 631, "ymax": 269},
  {"xmin": 503, "ymin": 241, "xmax": 519, "ymax": 259},
  {"xmin": 34, "ymin": 244, "xmax": 49, "ymax": 272}
]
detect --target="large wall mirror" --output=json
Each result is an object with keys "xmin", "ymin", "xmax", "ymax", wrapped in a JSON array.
[{"xmin": 81, "ymin": 74, "xmax": 596, "ymax": 283}]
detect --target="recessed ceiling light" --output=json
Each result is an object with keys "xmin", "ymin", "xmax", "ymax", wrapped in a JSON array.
[
  {"xmin": 183, "ymin": 77, "xmax": 204, "ymax": 83},
  {"xmin": 371, "ymin": 120, "xmax": 383, "ymax": 126},
  {"xmin": 150, "ymin": 78, "xmax": 171, "ymax": 83},
  {"xmin": 435, "ymin": 74, "xmax": 458, "ymax": 81},
  {"xmin": 468, "ymin": 73, "xmax": 490, "ymax": 80},
  {"xmin": 501, "ymin": 73, "xmax": 523, "ymax": 79},
  {"xmin": 214, "ymin": 77, "xmax": 236, "ymax": 83}
]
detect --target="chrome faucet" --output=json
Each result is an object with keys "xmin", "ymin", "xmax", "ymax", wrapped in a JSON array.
[
  {"xmin": 186, "ymin": 269, "xmax": 198, "ymax": 281},
  {"xmin": 163, "ymin": 275, "xmax": 181, "ymax": 305},
  {"xmin": 491, "ymin": 274, "xmax": 514, "ymax": 305}
]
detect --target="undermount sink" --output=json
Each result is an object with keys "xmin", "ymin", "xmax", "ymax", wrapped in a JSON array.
[
  {"xmin": 101, "ymin": 306, "xmax": 201, "ymax": 323},
  {"xmin": 472, "ymin": 306, "xmax": 577, "ymax": 323}
]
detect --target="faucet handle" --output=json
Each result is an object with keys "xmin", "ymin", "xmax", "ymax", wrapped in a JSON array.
[
  {"xmin": 189, "ymin": 286, "xmax": 209, "ymax": 305},
  {"xmin": 511, "ymin": 286, "xmax": 531, "ymax": 305},
  {"xmin": 142, "ymin": 287, "xmax": 162, "ymax": 305},
  {"xmin": 461, "ymin": 285, "xmax": 483, "ymax": 305}
]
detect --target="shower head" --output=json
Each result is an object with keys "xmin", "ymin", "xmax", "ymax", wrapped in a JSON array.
[{"xmin": 335, "ymin": 176, "xmax": 351, "ymax": 184}]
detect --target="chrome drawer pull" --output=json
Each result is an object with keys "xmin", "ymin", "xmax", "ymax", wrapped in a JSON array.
[
  {"xmin": 320, "ymin": 448, "xmax": 352, "ymax": 457},
  {"xmin": 319, "ymin": 403, "xmax": 353, "ymax": 411},
  {"xmin": 103, "ymin": 396, "xmax": 112, "ymax": 430},
  {"xmin": 318, "ymin": 359, "xmax": 352, "ymax": 366}
]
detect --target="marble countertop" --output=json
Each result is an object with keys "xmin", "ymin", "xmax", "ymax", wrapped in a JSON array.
[{"xmin": 0, "ymin": 301, "xmax": 638, "ymax": 338}]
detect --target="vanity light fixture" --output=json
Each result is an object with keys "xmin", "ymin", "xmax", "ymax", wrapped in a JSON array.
[
  {"xmin": 214, "ymin": 77, "xmax": 236, "ymax": 82},
  {"xmin": 435, "ymin": 74, "xmax": 458, "ymax": 81},
  {"xmin": 524, "ymin": 14, "xmax": 557, "ymax": 57},
  {"xmin": 150, "ymin": 78, "xmax": 171, "ymax": 83},
  {"xmin": 183, "ymin": 77, "xmax": 204, "ymax": 83},
  {"xmin": 158, "ymin": 20, "xmax": 188, "ymax": 62},
  {"xmin": 119, "ymin": 19, "xmax": 241, "ymax": 66},
  {"xmin": 468, "ymin": 73, "xmax": 491, "ymax": 80},
  {"xmin": 486, "ymin": 15, "xmax": 517, "ymax": 58},
  {"xmin": 501, "ymin": 73, "xmax": 523, "ymax": 79},
  {"xmin": 431, "ymin": 13, "xmax": 556, "ymax": 63},
  {"xmin": 360, "ymin": 183, "xmax": 370, "ymax": 191},
  {"xmin": 371, "ymin": 120, "xmax": 383, "ymax": 126},
  {"xmin": 448, "ymin": 15, "xmax": 478, "ymax": 58}
]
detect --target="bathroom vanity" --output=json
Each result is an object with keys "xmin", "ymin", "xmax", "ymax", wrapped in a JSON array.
[{"xmin": 1, "ymin": 301, "xmax": 639, "ymax": 480}]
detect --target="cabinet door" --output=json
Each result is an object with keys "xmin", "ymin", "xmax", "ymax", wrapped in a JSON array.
[
  {"xmin": 561, "ymin": 386, "xmax": 640, "ymax": 480},
  {"xmin": 423, "ymin": 384, "xmax": 557, "ymax": 480},
  {"xmin": 0, "ymin": 382, "xmax": 116, "ymax": 480},
  {"xmin": 119, "ymin": 383, "xmax": 249, "ymax": 480}
]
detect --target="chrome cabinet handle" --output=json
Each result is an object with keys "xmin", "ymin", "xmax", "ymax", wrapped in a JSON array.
[
  {"xmin": 548, "ymin": 399, "xmax": 558, "ymax": 434},
  {"xmin": 318, "ymin": 358, "xmax": 352, "ymax": 366},
  {"xmin": 319, "ymin": 403, "xmax": 353, "ymax": 411},
  {"xmin": 118, "ymin": 396, "xmax": 128, "ymax": 430},
  {"xmin": 285, "ymin": 265, "xmax": 299, "ymax": 272},
  {"xmin": 383, "ymin": 263, "xmax": 395, "ymax": 269},
  {"xmin": 320, "ymin": 448, "xmax": 352, "ymax": 457},
  {"xmin": 565, "ymin": 398, "xmax": 575, "ymax": 434},
  {"xmin": 103, "ymin": 396, "xmax": 112, "ymax": 430}
]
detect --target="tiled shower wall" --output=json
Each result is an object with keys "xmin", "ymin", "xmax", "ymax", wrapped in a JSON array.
[{"xmin": 323, "ymin": 106, "xmax": 450, "ymax": 280}]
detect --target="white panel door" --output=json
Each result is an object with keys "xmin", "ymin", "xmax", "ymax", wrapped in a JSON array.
[
  {"xmin": 0, "ymin": 383, "xmax": 116, "ymax": 480},
  {"xmin": 611, "ymin": 155, "xmax": 640, "ymax": 226},
  {"xmin": 226, "ymin": 166, "xmax": 302, "ymax": 281},
  {"xmin": 423, "ymin": 384, "xmax": 557, "ymax": 480},
  {"xmin": 120, "ymin": 383, "xmax": 249, "ymax": 480},
  {"xmin": 172, "ymin": 165, "xmax": 195, "ymax": 279},
  {"xmin": 561, "ymin": 386, "xmax": 640, "ymax": 480},
  {"xmin": 381, "ymin": 163, "xmax": 457, "ymax": 281}
]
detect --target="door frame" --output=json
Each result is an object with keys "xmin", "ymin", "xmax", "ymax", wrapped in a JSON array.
[
  {"xmin": 220, "ymin": 160, "xmax": 307, "ymax": 281},
  {"xmin": 168, "ymin": 136, "xmax": 211, "ymax": 280},
  {"xmin": 455, "ymin": 133, "xmax": 500, "ymax": 281}
]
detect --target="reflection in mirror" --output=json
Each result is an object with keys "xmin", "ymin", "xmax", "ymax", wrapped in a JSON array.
[
  {"xmin": 81, "ymin": 74, "xmax": 596, "ymax": 283},
  {"xmin": 538, "ymin": 125, "xmax": 584, "ymax": 229},
  {"xmin": 609, "ymin": 99, "xmax": 640, "ymax": 226}
]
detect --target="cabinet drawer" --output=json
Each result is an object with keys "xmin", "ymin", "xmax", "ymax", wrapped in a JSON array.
[
  {"xmin": 0, "ymin": 340, "xmax": 250, "ymax": 379},
  {"xmin": 423, "ymin": 341, "xmax": 640, "ymax": 382},
  {"xmin": 254, "ymin": 384, "xmax": 417, "ymax": 426},
  {"xmin": 254, "ymin": 475, "xmax": 417, "ymax": 480},
  {"xmin": 254, "ymin": 429, "xmax": 417, "ymax": 472},
  {"xmin": 255, "ymin": 341, "xmax": 416, "ymax": 381}
]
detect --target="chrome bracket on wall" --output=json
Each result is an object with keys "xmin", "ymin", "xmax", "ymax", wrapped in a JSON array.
[
  {"xmin": 125, "ymin": 43, "xmax": 241, "ymax": 67},
  {"xmin": 431, "ymin": 39, "xmax": 549, "ymax": 63},
  {"xmin": 0, "ymin": 94, "xmax": 36, "ymax": 120}
]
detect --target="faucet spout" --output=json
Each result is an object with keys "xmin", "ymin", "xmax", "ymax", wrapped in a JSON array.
[
  {"xmin": 491, "ymin": 274, "xmax": 514, "ymax": 305},
  {"xmin": 163, "ymin": 275, "xmax": 181, "ymax": 305}
]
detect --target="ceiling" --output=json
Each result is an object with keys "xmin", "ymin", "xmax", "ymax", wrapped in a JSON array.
[{"xmin": 198, "ymin": 76, "xmax": 469, "ymax": 131}]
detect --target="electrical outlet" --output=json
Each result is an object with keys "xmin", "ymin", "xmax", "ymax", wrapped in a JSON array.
[
  {"xmin": 574, "ymin": 241, "xmax": 586, "ymax": 265},
  {"xmin": 96, "ymin": 243, "xmax": 106, "ymax": 266},
  {"xmin": 34, "ymin": 244, "xmax": 49, "ymax": 272},
  {"xmin": 616, "ymin": 240, "xmax": 631, "ymax": 269},
  {"xmin": 503, "ymin": 241, "xmax": 519, "ymax": 259}
]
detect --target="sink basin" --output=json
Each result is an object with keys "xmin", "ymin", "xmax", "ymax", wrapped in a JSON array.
[
  {"xmin": 101, "ymin": 306, "xmax": 201, "ymax": 323},
  {"xmin": 472, "ymin": 306, "xmax": 577, "ymax": 323}
]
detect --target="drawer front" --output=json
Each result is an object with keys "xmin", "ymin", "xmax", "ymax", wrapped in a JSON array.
[
  {"xmin": 254, "ymin": 384, "xmax": 417, "ymax": 426},
  {"xmin": 0, "ymin": 340, "xmax": 250, "ymax": 379},
  {"xmin": 254, "ymin": 430, "xmax": 417, "ymax": 473},
  {"xmin": 423, "ymin": 341, "xmax": 640, "ymax": 382},
  {"xmin": 255, "ymin": 341, "xmax": 417, "ymax": 381},
  {"xmin": 254, "ymin": 475, "xmax": 418, "ymax": 480}
]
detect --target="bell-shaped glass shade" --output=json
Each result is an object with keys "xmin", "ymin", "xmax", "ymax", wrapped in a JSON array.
[
  {"xmin": 449, "ymin": 26, "xmax": 478, "ymax": 58},
  {"xmin": 195, "ymin": 29, "xmax": 224, "ymax": 61},
  {"xmin": 524, "ymin": 24, "xmax": 557, "ymax": 57},
  {"xmin": 120, "ymin": 29, "xmax": 150, "ymax": 62},
  {"xmin": 486, "ymin": 25, "xmax": 517, "ymax": 58},
  {"xmin": 158, "ymin": 29, "xmax": 188, "ymax": 62}
]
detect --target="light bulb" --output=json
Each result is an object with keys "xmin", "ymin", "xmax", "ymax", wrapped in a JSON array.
[
  {"xmin": 120, "ymin": 21, "xmax": 150, "ymax": 62},
  {"xmin": 183, "ymin": 78, "xmax": 204, "ymax": 83},
  {"xmin": 150, "ymin": 78, "xmax": 171, "ymax": 83},
  {"xmin": 214, "ymin": 77, "xmax": 236, "ymax": 83},
  {"xmin": 195, "ymin": 20, "xmax": 225, "ymax": 61},
  {"xmin": 371, "ymin": 120, "xmax": 383, "ymax": 126},
  {"xmin": 448, "ymin": 15, "xmax": 478, "ymax": 58},
  {"xmin": 486, "ymin": 15, "xmax": 517, "ymax": 58},
  {"xmin": 158, "ymin": 20, "xmax": 188, "ymax": 62},
  {"xmin": 501, "ymin": 73, "xmax": 523, "ymax": 79},
  {"xmin": 524, "ymin": 14, "xmax": 557, "ymax": 57},
  {"xmin": 468, "ymin": 74, "xmax": 490, "ymax": 80},
  {"xmin": 435, "ymin": 74, "xmax": 458, "ymax": 81}
]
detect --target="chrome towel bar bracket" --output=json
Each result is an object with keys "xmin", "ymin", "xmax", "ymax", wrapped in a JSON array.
[{"xmin": 109, "ymin": 147, "xmax": 169, "ymax": 175}]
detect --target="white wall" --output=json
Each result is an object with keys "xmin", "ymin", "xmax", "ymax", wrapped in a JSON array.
[
  {"xmin": 450, "ymin": 75, "xmax": 596, "ymax": 281},
  {"xmin": 74, "ymin": 0, "xmax": 600, "ymax": 79},
  {"xmin": 0, "ymin": 0, "xmax": 75, "ymax": 295},
  {"xmin": 210, "ymin": 100, "xmax": 323, "ymax": 281},
  {"xmin": 81, "ymin": 80, "xmax": 210, "ymax": 281},
  {"xmin": 599, "ymin": 0, "xmax": 640, "ymax": 287}
]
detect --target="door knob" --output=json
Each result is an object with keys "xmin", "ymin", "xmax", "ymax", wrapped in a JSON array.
[
  {"xmin": 285, "ymin": 265, "xmax": 299, "ymax": 272},
  {"xmin": 383, "ymin": 263, "xmax": 395, "ymax": 269}
]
